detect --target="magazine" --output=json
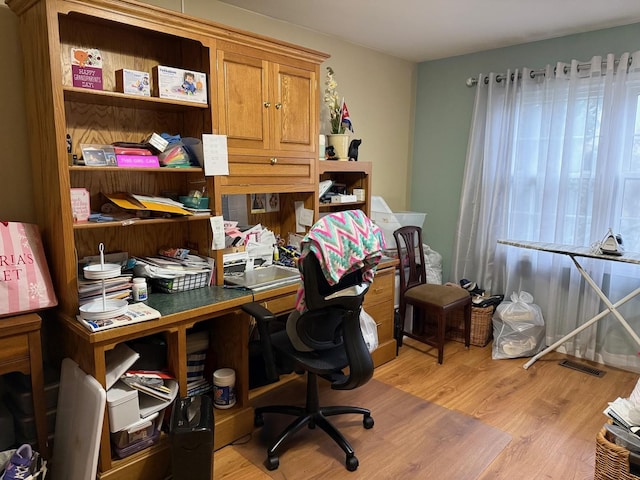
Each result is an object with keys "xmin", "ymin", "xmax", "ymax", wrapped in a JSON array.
[
  {"xmin": 121, "ymin": 370, "xmax": 178, "ymax": 401},
  {"xmin": 76, "ymin": 302, "xmax": 161, "ymax": 332}
]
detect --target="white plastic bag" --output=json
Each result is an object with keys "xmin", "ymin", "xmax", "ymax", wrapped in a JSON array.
[
  {"xmin": 360, "ymin": 309, "xmax": 378, "ymax": 353},
  {"xmin": 492, "ymin": 291, "xmax": 545, "ymax": 359},
  {"xmin": 423, "ymin": 244, "xmax": 442, "ymax": 285}
]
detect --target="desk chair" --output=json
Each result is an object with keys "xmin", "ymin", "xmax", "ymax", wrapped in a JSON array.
[
  {"xmin": 393, "ymin": 225, "xmax": 471, "ymax": 364},
  {"xmin": 242, "ymin": 254, "xmax": 375, "ymax": 472}
]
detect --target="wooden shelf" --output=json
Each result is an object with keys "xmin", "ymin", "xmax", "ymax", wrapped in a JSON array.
[
  {"xmin": 318, "ymin": 160, "xmax": 372, "ymax": 175},
  {"xmin": 69, "ymin": 166, "xmax": 203, "ymax": 173},
  {"xmin": 72, "ymin": 215, "xmax": 211, "ymax": 230},
  {"xmin": 63, "ymin": 85, "xmax": 209, "ymax": 111},
  {"xmin": 318, "ymin": 161, "xmax": 372, "ymax": 217},
  {"xmin": 319, "ymin": 201, "xmax": 366, "ymax": 210}
]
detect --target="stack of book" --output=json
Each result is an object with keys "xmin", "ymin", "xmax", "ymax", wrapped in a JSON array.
[
  {"xmin": 78, "ymin": 273, "xmax": 133, "ymax": 305},
  {"xmin": 186, "ymin": 330, "xmax": 212, "ymax": 396}
]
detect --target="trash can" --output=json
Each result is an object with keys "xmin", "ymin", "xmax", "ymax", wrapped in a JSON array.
[{"xmin": 170, "ymin": 395, "xmax": 214, "ymax": 480}]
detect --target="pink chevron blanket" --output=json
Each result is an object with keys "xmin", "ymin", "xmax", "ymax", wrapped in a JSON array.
[{"xmin": 295, "ymin": 210, "xmax": 386, "ymax": 312}]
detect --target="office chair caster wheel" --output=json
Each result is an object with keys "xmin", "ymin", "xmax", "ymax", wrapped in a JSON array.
[
  {"xmin": 346, "ymin": 454, "xmax": 359, "ymax": 471},
  {"xmin": 363, "ymin": 413, "xmax": 374, "ymax": 429},
  {"xmin": 266, "ymin": 455, "xmax": 279, "ymax": 471},
  {"xmin": 254, "ymin": 412, "xmax": 264, "ymax": 427}
]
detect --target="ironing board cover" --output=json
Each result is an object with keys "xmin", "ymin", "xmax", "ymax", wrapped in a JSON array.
[{"xmin": 295, "ymin": 210, "xmax": 386, "ymax": 312}]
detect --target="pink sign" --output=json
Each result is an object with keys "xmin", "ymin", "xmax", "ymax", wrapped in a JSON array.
[
  {"xmin": 116, "ymin": 155, "xmax": 160, "ymax": 168},
  {"xmin": 72, "ymin": 65, "xmax": 103, "ymax": 90}
]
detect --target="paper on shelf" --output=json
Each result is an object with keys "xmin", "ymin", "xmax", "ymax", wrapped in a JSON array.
[{"xmin": 105, "ymin": 192, "xmax": 192, "ymax": 216}]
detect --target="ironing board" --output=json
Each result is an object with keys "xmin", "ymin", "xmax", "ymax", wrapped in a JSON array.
[{"xmin": 497, "ymin": 240, "xmax": 640, "ymax": 369}]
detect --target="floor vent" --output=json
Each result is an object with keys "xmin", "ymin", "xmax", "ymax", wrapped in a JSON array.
[{"xmin": 558, "ymin": 359, "xmax": 606, "ymax": 377}]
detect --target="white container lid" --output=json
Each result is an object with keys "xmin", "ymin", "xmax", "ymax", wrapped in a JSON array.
[
  {"xmin": 213, "ymin": 368, "xmax": 235, "ymax": 386},
  {"xmin": 107, "ymin": 381, "xmax": 138, "ymax": 407}
]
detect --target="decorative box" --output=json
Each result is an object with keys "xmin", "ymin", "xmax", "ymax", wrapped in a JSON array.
[
  {"xmin": 115, "ymin": 69, "xmax": 151, "ymax": 97},
  {"xmin": 152, "ymin": 65, "xmax": 207, "ymax": 104}
]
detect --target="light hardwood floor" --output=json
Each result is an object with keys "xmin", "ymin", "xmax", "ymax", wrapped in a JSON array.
[{"xmin": 213, "ymin": 338, "xmax": 638, "ymax": 479}]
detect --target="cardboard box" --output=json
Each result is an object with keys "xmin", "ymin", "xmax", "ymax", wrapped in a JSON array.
[
  {"xmin": 115, "ymin": 69, "xmax": 150, "ymax": 97},
  {"xmin": 107, "ymin": 381, "xmax": 140, "ymax": 433},
  {"xmin": 152, "ymin": 65, "xmax": 207, "ymax": 104},
  {"xmin": 331, "ymin": 194, "xmax": 358, "ymax": 204}
]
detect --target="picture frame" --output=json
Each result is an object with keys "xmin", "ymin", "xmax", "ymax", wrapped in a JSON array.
[
  {"xmin": 266, "ymin": 193, "xmax": 280, "ymax": 212},
  {"xmin": 250, "ymin": 193, "xmax": 266, "ymax": 214},
  {"xmin": 80, "ymin": 144, "xmax": 117, "ymax": 166}
]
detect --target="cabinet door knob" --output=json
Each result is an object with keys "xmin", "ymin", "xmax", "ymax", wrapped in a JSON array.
[
  {"xmin": 270, "ymin": 157, "xmax": 278, "ymax": 165},
  {"xmin": 263, "ymin": 102, "xmax": 271, "ymax": 108},
  {"xmin": 275, "ymin": 102, "xmax": 282, "ymax": 109}
]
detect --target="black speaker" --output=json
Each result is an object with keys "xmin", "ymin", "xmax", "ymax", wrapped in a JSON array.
[{"xmin": 170, "ymin": 395, "xmax": 214, "ymax": 480}]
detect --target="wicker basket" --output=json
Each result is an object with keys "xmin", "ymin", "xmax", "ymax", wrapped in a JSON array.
[
  {"xmin": 595, "ymin": 426, "xmax": 640, "ymax": 480},
  {"xmin": 446, "ymin": 305, "xmax": 494, "ymax": 347}
]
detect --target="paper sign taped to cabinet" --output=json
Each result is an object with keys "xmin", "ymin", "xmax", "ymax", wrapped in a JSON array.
[{"xmin": 202, "ymin": 134, "xmax": 229, "ymax": 176}]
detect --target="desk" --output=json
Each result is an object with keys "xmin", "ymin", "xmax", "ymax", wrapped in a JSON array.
[
  {"xmin": 59, "ymin": 259, "xmax": 397, "ymax": 480},
  {"xmin": 498, "ymin": 240, "xmax": 640, "ymax": 369},
  {"xmin": 0, "ymin": 313, "xmax": 48, "ymax": 458}
]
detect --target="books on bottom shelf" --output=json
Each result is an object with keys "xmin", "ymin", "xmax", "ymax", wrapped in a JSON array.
[
  {"xmin": 187, "ymin": 377, "xmax": 212, "ymax": 397},
  {"xmin": 76, "ymin": 302, "xmax": 161, "ymax": 332}
]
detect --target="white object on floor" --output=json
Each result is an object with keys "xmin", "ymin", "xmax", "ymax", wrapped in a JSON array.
[{"xmin": 52, "ymin": 358, "xmax": 106, "ymax": 480}]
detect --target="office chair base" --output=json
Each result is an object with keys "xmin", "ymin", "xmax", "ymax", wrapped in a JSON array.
[{"xmin": 255, "ymin": 404, "xmax": 373, "ymax": 471}]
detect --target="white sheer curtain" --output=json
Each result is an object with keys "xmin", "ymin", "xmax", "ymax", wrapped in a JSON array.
[{"xmin": 451, "ymin": 52, "xmax": 640, "ymax": 370}]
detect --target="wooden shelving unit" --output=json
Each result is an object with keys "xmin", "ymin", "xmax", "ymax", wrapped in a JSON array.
[
  {"xmin": 318, "ymin": 160, "xmax": 372, "ymax": 216},
  {"xmin": 8, "ymin": 1, "xmax": 328, "ymax": 478}
]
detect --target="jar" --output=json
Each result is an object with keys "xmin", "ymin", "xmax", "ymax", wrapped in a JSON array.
[
  {"xmin": 132, "ymin": 277, "xmax": 148, "ymax": 302},
  {"xmin": 213, "ymin": 368, "xmax": 236, "ymax": 409}
]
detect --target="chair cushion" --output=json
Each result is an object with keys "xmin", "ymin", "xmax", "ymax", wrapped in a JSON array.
[{"xmin": 404, "ymin": 284, "xmax": 470, "ymax": 307}]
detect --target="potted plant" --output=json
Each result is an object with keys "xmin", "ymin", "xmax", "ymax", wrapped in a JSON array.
[{"xmin": 324, "ymin": 67, "xmax": 353, "ymax": 160}]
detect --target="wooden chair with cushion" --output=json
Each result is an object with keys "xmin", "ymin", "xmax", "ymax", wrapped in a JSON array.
[{"xmin": 393, "ymin": 225, "xmax": 471, "ymax": 364}]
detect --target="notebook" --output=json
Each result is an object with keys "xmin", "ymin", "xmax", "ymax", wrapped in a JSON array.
[{"xmin": 224, "ymin": 265, "xmax": 300, "ymax": 290}]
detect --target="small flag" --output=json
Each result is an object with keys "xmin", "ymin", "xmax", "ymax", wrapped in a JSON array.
[{"xmin": 340, "ymin": 99, "xmax": 354, "ymax": 133}]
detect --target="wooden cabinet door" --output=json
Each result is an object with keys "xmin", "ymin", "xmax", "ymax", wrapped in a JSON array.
[
  {"xmin": 271, "ymin": 63, "xmax": 316, "ymax": 154},
  {"xmin": 217, "ymin": 49, "xmax": 270, "ymax": 153},
  {"xmin": 217, "ymin": 45, "xmax": 317, "ymax": 157}
]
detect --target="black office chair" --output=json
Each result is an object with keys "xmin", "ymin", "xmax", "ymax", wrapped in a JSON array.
[{"xmin": 241, "ymin": 253, "xmax": 375, "ymax": 472}]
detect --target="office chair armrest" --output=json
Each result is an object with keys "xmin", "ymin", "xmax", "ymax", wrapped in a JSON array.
[
  {"xmin": 241, "ymin": 302, "xmax": 280, "ymax": 384},
  {"xmin": 324, "ymin": 283, "xmax": 369, "ymax": 300},
  {"xmin": 333, "ymin": 307, "xmax": 374, "ymax": 391}
]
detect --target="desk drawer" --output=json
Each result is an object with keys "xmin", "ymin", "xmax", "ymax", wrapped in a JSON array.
[
  {"xmin": 0, "ymin": 334, "xmax": 29, "ymax": 371},
  {"xmin": 262, "ymin": 293, "xmax": 296, "ymax": 316},
  {"xmin": 364, "ymin": 268, "xmax": 394, "ymax": 308},
  {"xmin": 364, "ymin": 300, "xmax": 394, "ymax": 343}
]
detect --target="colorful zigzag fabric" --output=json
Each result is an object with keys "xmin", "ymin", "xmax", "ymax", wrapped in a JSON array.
[{"xmin": 295, "ymin": 209, "xmax": 386, "ymax": 312}]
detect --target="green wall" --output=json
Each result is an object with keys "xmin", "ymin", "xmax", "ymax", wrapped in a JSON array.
[{"xmin": 412, "ymin": 23, "xmax": 640, "ymax": 284}]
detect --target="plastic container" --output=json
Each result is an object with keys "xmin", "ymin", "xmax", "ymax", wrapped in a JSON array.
[
  {"xmin": 111, "ymin": 411, "xmax": 159, "ymax": 448},
  {"xmin": 394, "ymin": 212, "xmax": 426, "ymax": 229},
  {"xmin": 107, "ymin": 381, "xmax": 140, "ymax": 432},
  {"xmin": 132, "ymin": 277, "xmax": 148, "ymax": 302},
  {"xmin": 213, "ymin": 368, "xmax": 236, "ymax": 409}
]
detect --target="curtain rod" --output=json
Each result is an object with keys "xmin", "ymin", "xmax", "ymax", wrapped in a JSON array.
[{"xmin": 465, "ymin": 56, "xmax": 629, "ymax": 87}]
